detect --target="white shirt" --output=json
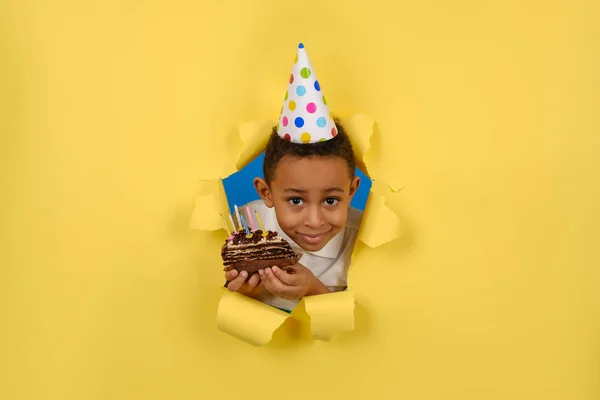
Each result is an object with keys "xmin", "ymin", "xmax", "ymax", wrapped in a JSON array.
[{"xmin": 242, "ymin": 199, "xmax": 363, "ymax": 311}]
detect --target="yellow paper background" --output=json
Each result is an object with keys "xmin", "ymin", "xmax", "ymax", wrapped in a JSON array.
[{"xmin": 2, "ymin": 1, "xmax": 599, "ymax": 400}]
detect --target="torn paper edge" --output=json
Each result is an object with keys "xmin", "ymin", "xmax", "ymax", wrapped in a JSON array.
[{"xmin": 189, "ymin": 114, "xmax": 403, "ymax": 345}]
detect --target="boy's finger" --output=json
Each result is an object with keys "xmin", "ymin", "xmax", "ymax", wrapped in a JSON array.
[
  {"xmin": 261, "ymin": 268, "xmax": 289, "ymax": 296},
  {"xmin": 225, "ymin": 270, "xmax": 239, "ymax": 281},
  {"xmin": 271, "ymin": 266, "xmax": 295, "ymax": 285},
  {"xmin": 245, "ymin": 273, "xmax": 260, "ymax": 290},
  {"xmin": 226, "ymin": 271, "xmax": 248, "ymax": 292}
]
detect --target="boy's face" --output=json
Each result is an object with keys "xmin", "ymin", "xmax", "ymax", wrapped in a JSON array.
[{"xmin": 255, "ymin": 155, "xmax": 360, "ymax": 252}]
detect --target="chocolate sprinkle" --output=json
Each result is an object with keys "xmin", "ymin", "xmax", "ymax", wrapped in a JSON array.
[{"xmin": 224, "ymin": 230, "xmax": 279, "ymax": 245}]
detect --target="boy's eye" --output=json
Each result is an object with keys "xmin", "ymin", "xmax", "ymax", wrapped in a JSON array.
[
  {"xmin": 289, "ymin": 197, "xmax": 304, "ymax": 206},
  {"xmin": 324, "ymin": 198, "xmax": 339, "ymax": 206}
]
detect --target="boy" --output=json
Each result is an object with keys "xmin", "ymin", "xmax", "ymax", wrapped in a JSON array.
[
  {"xmin": 225, "ymin": 43, "xmax": 363, "ymax": 312},
  {"xmin": 225, "ymin": 123, "xmax": 362, "ymax": 311}
]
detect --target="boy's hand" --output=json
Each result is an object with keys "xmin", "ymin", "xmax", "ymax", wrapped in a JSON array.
[
  {"xmin": 258, "ymin": 264, "xmax": 330, "ymax": 300},
  {"xmin": 225, "ymin": 270, "xmax": 263, "ymax": 299}
]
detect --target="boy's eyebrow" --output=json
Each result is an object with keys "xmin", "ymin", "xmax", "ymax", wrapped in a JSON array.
[
  {"xmin": 284, "ymin": 188, "xmax": 307, "ymax": 193},
  {"xmin": 283, "ymin": 187, "xmax": 345, "ymax": 194},
  {"xmin": 323, "ymin": 187, "xmax": 344, "ymax": 193}
]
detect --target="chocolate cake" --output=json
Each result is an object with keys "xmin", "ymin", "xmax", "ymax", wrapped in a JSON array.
[{"xmin": 221, "ymin": 230, "xmax": 297, "ymax": 273}]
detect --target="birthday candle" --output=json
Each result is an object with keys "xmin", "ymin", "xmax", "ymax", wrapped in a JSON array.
[
  {"xmin": 246, "ymin": 206, "xmax": 255, "ymax": 231},
  {"xmin": 228, "ymin": 213, "xmax": 236, "ymax": 233},
  {"xmin": 219, "ymin": 213, "xmax": 234, "ymax": 240},
  {"xmin": 233, "ymin": 205, "xmax": 243, "ymax": 231},
  {"xmin": 254, "ymin": 210, "xmax": 268, "ymax": 237},
  {"xmin": 240, "ymin": 215, "xmax": 251, "ymax": 237}
]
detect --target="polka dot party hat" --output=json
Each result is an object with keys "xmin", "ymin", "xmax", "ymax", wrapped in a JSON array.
[{"xmin": 277, "ymin": 43, "xmax": 337, "ymax": 144}]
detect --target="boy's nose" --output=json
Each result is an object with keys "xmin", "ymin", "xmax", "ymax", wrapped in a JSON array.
[{"xmin": 304, "ymin": 206, "xmax": 325, "ymax": 228}]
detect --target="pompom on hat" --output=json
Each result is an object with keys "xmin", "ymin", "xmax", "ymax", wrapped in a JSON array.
[{"xmin": 277, "ymin": 43, "xmax": 338, "ymax": 144}]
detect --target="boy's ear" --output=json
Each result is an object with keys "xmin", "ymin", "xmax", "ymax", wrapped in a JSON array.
[
  {"xmin": 254, "ymin": 178, "xmax": 274, "ymax": 207},
  {"xmin": 349, "ymin": 176, "xmax": 361, "ymax": 199}
]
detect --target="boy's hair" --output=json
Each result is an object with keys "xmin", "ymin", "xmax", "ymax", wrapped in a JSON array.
[{"xmin": 263, "ymin": 119, "xmax": 356, "ymax": 184}]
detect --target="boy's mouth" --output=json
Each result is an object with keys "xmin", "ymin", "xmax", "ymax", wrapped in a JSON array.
[{"xmin": 297, "ymin": 230, "xmax": 331, "ymax": 245}]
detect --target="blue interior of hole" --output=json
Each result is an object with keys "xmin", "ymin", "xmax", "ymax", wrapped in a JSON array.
[{"xmin": 222, "ymin": 152, "xmax": 372, "ymax": 213}]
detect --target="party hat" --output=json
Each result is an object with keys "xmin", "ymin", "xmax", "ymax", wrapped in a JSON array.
[{"xmin": 277, "ymin": 43, "xmax": 337, "ymax": 144}]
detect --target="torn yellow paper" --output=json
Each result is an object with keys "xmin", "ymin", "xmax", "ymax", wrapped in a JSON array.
[
  {"xmin": 235, "ymin": 120, "xmax": 276, "ymax": 171},
  {"xmin": 217, "ymin": 291, "xmax": 291, "ymax": 346},
  {"xmin": 358, "ymin": 182, "xmax": 403, "ymax": 248},
  {"xmin": 188, "ymin": 179, "xmax": 230, "ymax": 232},
  {"xmin": 304, "ymin": 291, "xmax": 355, "ymax": 340}
]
